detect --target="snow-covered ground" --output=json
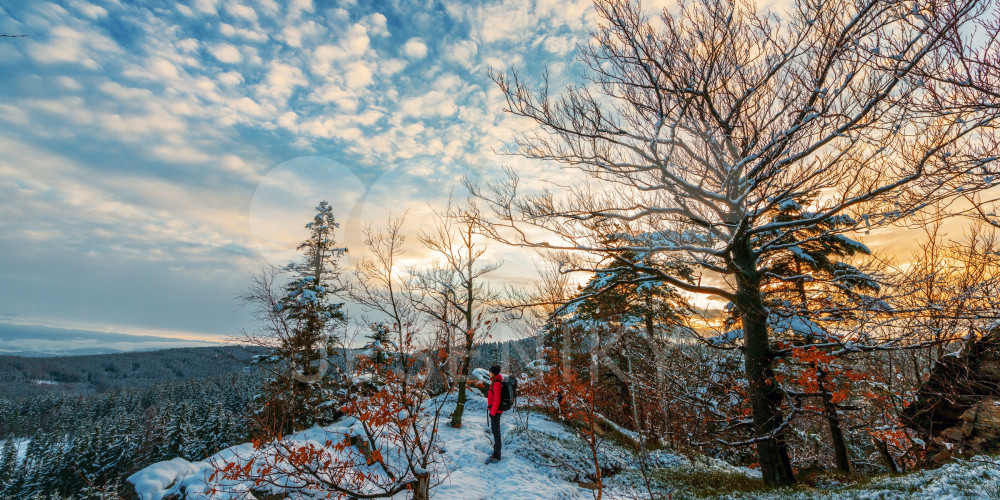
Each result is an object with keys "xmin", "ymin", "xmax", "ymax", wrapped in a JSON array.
[
  {"xmin": 129, "ymin": 392, "xmax": 1000, "ymax": 499},
  {"xmin": 421, "ymin": 393, "xmax": 595, "ymax": 499},
  {"xmin": 707, "ymin": 459, "xmax": 1000, "ymax": 500},
  {"xmin": 129, "ymin": 391, "xmax": 606, "ymax": 500}
]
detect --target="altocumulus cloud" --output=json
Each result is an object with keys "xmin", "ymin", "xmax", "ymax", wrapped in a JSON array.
[{"xmin": 0, "ymin": 0, "xmax": 595, "ymax": 346}]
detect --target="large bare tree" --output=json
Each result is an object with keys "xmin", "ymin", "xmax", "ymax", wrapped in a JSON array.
[{"xmin": 472, "ymin": 0, "xmax": 1000, "ymax": 485}]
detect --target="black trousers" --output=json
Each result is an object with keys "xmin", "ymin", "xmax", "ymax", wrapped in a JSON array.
[{"xmin": 490, "ymin": 413, "xmax": 502, "ymax": 459}]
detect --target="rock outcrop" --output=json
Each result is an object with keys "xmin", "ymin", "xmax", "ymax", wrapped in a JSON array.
[{"xmin": 901, "ymin": 328, "xmax": 1000, "ymax": 465}]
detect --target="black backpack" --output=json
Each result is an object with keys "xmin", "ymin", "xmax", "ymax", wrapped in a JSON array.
[{"xmin": 498, "ymin": 377, "xmax": 517, "ymax": 411}]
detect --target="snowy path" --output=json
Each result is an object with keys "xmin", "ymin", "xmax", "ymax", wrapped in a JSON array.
[{"xmin": 426, "ymin": 392, "xmax": 590, "ymax": 500}]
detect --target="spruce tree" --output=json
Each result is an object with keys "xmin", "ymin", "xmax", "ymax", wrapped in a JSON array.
[
  {"xmin": 92, "ymin": 424, "xmax": 127, "ymax": 489},
  {"xmin": 161, "ymin": 402, "xmax": 196, "ymax": 461},
  {"xmin": 252, "ymin": 201, "xmax": 348, "ymax": 434},
  {"xmin": 361, "ymin": 322, "xmax": 395, "ymax": 382},
  {"xmin": 20, "ymin": 429, "xmax": 55, "ymax": 497},
  {"xmin": 194, "ymin": 405, "xmax": 225, "ymax": 459}
]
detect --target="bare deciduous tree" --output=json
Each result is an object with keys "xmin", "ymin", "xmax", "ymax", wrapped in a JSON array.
[
  {"xmin": 415, "ymin": 204, "xmax": 501, "ymax": 428},
  {"xmin": 883, "ymin": 221, "xmax": 1000, "ymax": 365},
  {"xmin": 471, "ymin": 0, "xmax": 1000, "ymax": 485}
]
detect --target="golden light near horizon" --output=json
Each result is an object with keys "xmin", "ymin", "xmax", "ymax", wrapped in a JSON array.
[{"xmin": 1, "ymin": 0, "xmax": 997, "ymax": 347}]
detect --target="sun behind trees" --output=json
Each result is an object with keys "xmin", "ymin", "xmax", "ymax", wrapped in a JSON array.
[
  {"xmin": 414, "ymin": 203, "xmax": 501, "ymax": 429},
  {"xmin": 473, "ymin": 0, "xmax": 1000, "ymax": 486},
  {"xmin": 136, "ymin": 0, "xmax": 1000, "ymax": 495}
]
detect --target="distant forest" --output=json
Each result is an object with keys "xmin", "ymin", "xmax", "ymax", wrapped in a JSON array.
[
  {"xmin": 0, "ymin": 345, "xmax": 266, "ymax": 399},
  {"xmin": 0, "ymin": 339, "xmax": 538, "ymax": 498},
  {"xmin": 0, "ymin": 346, "xmax": 265, "ymax": 498}
]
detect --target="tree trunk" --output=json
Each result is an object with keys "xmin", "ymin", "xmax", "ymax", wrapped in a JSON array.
[
  {"xmin": 450, "ymin": 340, "xmax": 474, "ymax": 428},
  {"xmin": 818, "ymin": 369, "xmax": 852, "ymax": 474},
  {"xmin": 589, "ymin": 420, "xmax": 603, "ymax": 500},
  {"xmin": 794, "ymin": 261, "xmax": 851, "ymax": 474},
  {"xmin": 413, "ymin": 471, "xmax": 430, "ymax": 500},
  {"xmin": 873, "ymin": 436, "xmax": 899, "ymax": 473},
  {"xmin": 451, "ymin": 381, "xmax": 468, "ymax": 428},
  {"xmin": 733, "ymin": 245, "xmax": 796, "ymax": 486},
  {"xmin": 451, "ymin": 264, "xmax": 477, "ymax": 429}
]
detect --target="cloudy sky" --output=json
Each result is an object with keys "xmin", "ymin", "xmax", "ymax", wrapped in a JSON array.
[
  {"xmin": 0, "ymin": 0, "xmax": 948, "ymax": 351},
  {"xmin": 0, "ymin": 0, "xmax": 612, "ymax": 345}
]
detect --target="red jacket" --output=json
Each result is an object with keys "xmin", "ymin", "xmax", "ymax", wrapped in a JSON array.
[{"xmin": 488, "ymin": 373, "xmax": 503, "ymax": 416}]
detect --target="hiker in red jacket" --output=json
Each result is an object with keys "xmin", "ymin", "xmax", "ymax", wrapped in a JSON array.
[{"xmin": 486, "ymin": 365, "xmax": 503, "ymax": 463}]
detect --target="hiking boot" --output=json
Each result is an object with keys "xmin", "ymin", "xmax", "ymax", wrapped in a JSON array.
[{"xmin": 485, "ymin": 456, "xmax": 500, "ymax": 464}]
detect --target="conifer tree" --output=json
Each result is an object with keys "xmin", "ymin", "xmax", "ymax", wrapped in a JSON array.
[
  {"xmin": 92, "ymin": 424, "xmax": 127, "ymax": 487},
  {"xmin": 362, "ymin": 322, "xmax": 394, "ymax": 379},
  {"xmin": 549, "ymin": 247, "xmax": 690, "ymax": 428},
  {"xmin": 63, "ymin": 430, "xmax": 97, "ymax": 496},
  {"xmin": 244, "ymin": 201, "xmax": 348, "ymax": 435},
  {"xmin": 20, "ymin": 428, "xmax": 56, "ymax": 497},
  {"xmin": 0, "ymin": 435, "xmax": 17, "ymax": 491},
  {"xmin": 161, "ymin": 403, "xmax": 194, "ymax": 461},
  {"xmin": 195, "ymin": 404, "xmax": 228, "ymax": 459},
  {"xmin": 748, "ymin": 196, "xmax": 879, "ymax": 474}
]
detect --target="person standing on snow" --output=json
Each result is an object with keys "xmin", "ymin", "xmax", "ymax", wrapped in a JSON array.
[{"xmin": 486, "ymin": 365, "xmax": 503, "ymax": 463}]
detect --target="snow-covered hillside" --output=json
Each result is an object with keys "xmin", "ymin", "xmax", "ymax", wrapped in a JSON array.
[
  {"xmin": 129, "ymin": 391, "xmax": 607, "ymax": 499},
  {"xmin": 129, "ymin": 392, "xmax": 1000, "ymax": 499}
]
